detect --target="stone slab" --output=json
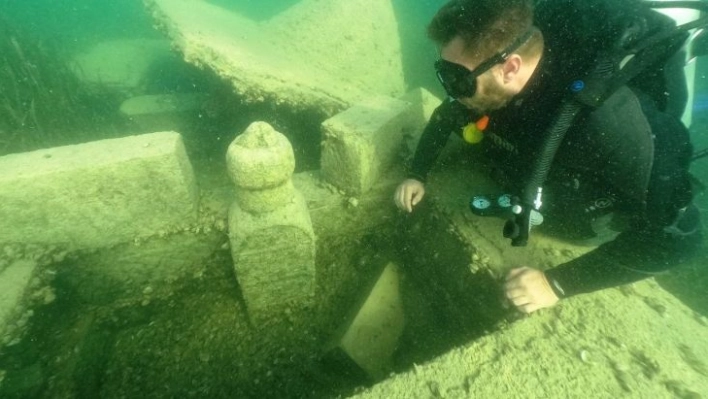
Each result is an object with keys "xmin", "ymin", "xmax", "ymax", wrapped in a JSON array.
[
  {"xmin": 399, "ymin": 88, "xmax": 442, "ymax": 152},
  {"xmin": 0, "ymin": 132, "xmax": 198, "ymax": 249},
  {"xmin": 71, "ymin": 39, "xmax": 176, "ymax": 92},
  {"xmin": 120, "ymin": 93, "xmax": 209, "ymax": 133},
  {"xmin": 321, "ymin": 95, "xmax": 417, "ymax": 195},
  {"xmin": 0, "ymin": 260, "xmax": 39, "ymax": 345},
  {"xmin": 400, "ymin": 88, "xmax": 442, "ymax": 128},
  {"xmin": 144, "ymin": 0, "xmax": 406, "ymax": 114},
  {"xmin": 335, "ymin": 262, "xmax": 404, "ymax": 379},
  {"xmin": 351, "ymin": 278, "xmax": 708, "ymax": 398},
  {"xmin": 120, "ymin": 94, "xmax": 209, "ymax": 116}
]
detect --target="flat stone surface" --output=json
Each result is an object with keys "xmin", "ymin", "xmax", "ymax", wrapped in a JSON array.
[
  {"xmin": 120, "ymin": 93, "xmax": 209, "ymax": 116},
  {"xmin": 72, "ymin": 39, "xmax": 176, "ymax": 92},
  {"xmin": 351, "ymin": 278, "xmax": 708, "ymax": 398},
  {"xmin": 321, "ymin": 95, "xmax": 417, "ymax": 194},
  {"xmin": 145, "ymin": 0, "xmax": 406, "ymax": 114},
  {"xmin": 336, "ymin": 262, "xmax": 404, "ymax": 379},
  {"xmin": 399, "ymin": 88, "xmax": 442, "ymax": 151},
  {"xmin": 0, "ymin": 260, "xmax": 38, "ymax": 343},
  {"xmin": 0, "ymin": 132, "xmax": 198, "ymax": 249}
]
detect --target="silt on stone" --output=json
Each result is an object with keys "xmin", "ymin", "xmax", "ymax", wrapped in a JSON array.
[
  {"xmin": 320, "ymin": 95, "xmax": 417, "ymax": 195},
  {"xmin": 226, "ymin": 121, "xmax": 316, "ymax": 321}
]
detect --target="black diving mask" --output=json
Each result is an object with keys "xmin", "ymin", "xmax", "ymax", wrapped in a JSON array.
[{"xmin": 434, "ymin": 28, "xmax": 535, "ymax": 99}]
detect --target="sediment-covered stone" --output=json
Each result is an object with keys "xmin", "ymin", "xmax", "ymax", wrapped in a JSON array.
[
  {"xmin": 226, "ymin": 122, "xmax": 316, "ymax": 320},
  {"xmin": 321, "ymin": 95, "xmax": 418, "ymax": 194},
  {"xmin": 0, "ymin": 132, "xmax": 198, "ymax": 249},
  {"xmin": 144, "ymin": 0, "xmax": 406, "ymax": 114},
  {"xmin": 0, "ymin": 260, "xmax": 39, "ymax": 346},
  {"xmin": 228, "ymin": 193, "xmax": 316, "ymax": 318},
  {"xmin": 226, "ymin": 122, "xmax": 296, "ymax": 190}
]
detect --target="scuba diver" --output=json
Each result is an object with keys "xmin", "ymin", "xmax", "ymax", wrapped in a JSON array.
[{"xmin": 394, "ymin": 0, "xmax": 705, "ymax": 314}]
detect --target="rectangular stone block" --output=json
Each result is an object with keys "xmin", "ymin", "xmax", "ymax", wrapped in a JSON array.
[
  {"xmin": 399, "ymin": 87, "xmax": 442, "ymax": 128},
  {"xmin": 0, "ymin": 132, "xmax": 198, "ymax": 249},
  {"xmin": 321, "ymin": 95, "xmax": 417, "ymax": 194},
  {"xmin": 399, "ymin": 87, "xmax": 442, "ymax": 148},
  {"xmin": 0, "ymin": 260, "xmax": 39, "ymax": 345},
  {"xmin": 335, "ymin": 262, "xmax": 404, "ymax": 379}
]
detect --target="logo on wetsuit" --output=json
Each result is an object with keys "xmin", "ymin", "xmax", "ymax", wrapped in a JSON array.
[{"xmin": 584, "ymin": 197, "xmax": 614, "ymax": 213}]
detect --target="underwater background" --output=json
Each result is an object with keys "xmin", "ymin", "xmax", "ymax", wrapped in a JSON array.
[
  {"xmin": 0, "ymin": 0, "xmax": 707, "ymax": 398},
  {"xmin": 2, "ymin": 0, "xmax": 707, "ymax": 155}
]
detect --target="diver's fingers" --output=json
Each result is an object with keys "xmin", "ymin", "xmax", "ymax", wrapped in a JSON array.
[
  {"xmin": 394, "ymin": 186, "xmax": 403, "ymax": 210},
  {"xmin": 505, "ymin": 287, "xmax": 526, "ymax": 301},
  {"xmin": 518, "ymin": 302, "xmax": 540, "ymax": 314},
  {"xmin": 394, "ymin": 184, "xmax": 411, "ymax": 212},
  {"xmin": 506, "ymin": 267, "xmax": 530, "ymax": 281},
  {"xmin": 508, "ymin": 294, "xmax": 531, "ymax": 309},
  {"xmin": 394, "ymin": 184, "xmax": 406, "ymax": 211},
  {"xmin": 411, "ymin": 187, "xmax": 425, "ymax": 207},
  {"xmin": 404, "ymin": 185, "xmax": 413, "ymax": 212}
]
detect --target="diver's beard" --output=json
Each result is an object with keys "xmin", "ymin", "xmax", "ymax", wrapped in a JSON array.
[
  {"xmin": 465, "ymin": 79, "xmax": 513, "ymax": 114},
  {"xmin": 467, "ymin": 91, "xmax": 512, "ymax": 114}
]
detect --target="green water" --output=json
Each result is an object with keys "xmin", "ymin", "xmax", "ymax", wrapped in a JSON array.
[
  {"xmin": 0, "ymin": 0, "xmax": 707, "ymax": 398},
  {"xmin": 209, "ymin": 0, "xmax": 300, "ymax": 20}
]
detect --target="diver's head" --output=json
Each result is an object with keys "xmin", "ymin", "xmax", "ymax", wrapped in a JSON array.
[{"xmin": 428, "ymin": 0, "xmax": 543, "ymax": 113}]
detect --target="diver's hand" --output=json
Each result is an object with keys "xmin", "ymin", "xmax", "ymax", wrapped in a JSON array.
[
  {"xmin": 504, "ymin": 267, "xmax": 559, "ymax": 314},
  {"xmin": 394, "ymin": 179, "xmax": 425, "ymax": 213}
]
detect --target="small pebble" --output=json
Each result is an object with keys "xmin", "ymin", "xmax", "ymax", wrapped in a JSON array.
[
  {"xmin": 580, "ymin": 349, "xmax": 592, "ymax": 363},
  {"xmin": 214, "ymin": 220, "xmax": 227, "ymax": 232},
  {"xmin": 3, "ymin": 246, "xmax": 17, "ymax": 258},
  {"xmin": 52, "ymin": 251, "xmax": 68, "ymax": 263},
  {"xmin": 43, "ymin": 289, "xmax": 56, "ymax": 305}
]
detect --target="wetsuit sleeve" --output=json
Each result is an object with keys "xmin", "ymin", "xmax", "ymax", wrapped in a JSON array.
[
  {"xmin": 408, "ymin": 99, "xmax": 473, "ymax": 183},
  {"xmin": 543, "ymin": 88, "xmax": 699, "ymax": 298},
  {"xmin": 545, "ymin": 225, "xmax": 700, "ymax": 298}
]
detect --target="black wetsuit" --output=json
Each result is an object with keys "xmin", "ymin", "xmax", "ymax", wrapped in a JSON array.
[{"xmin": 409, "ymin": 0, "xmax": 701, "ymax": 298}]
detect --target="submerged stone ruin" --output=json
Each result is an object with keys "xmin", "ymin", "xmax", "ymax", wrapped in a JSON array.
[
  {"xmin": 1, "ymin": 1, "xmax": 707, "ymax": 397},
  {"xmin": 144, "ymin": 0, "xmax": 407, "ymax": 116},
  {"xmin": 226, "ymin": 121, "xmax": 316, "ymax": 320}
]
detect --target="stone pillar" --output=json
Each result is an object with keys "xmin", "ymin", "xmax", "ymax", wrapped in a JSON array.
[{"xmin": 226, "ymin": 122, "xmax": 316, "ymax": 320}]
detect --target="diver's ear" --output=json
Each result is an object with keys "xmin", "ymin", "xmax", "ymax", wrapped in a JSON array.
[{"xmin": 500, "ymin": 54, "xmax": 522, "ymax": 83}]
